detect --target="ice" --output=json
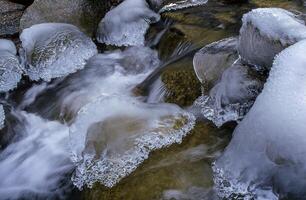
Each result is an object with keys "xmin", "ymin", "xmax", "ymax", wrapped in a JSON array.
[
  {"xmin": 160, "ymin": 0, "xmax": 208, "ymax": 13},
  {"xmin": 0, "ymin": 105, "xmax": 5, "ymax": 129},
  {"xmin": 0, "ymin": 111, "xmax": 73, "ymax": 199},
  {"xmin": 70, "ymin": 95, "xmax": 195, "ymax": 188},
  {"xmin": 214, "ymin": 40, "xmax": 306, "ymax": 198},
  {"xmin": 20, "ymin": 23, "xmax": 97, "ymax": 81},
  {"xmin": 195, "ymin": 59, "xmax": 264, "ymax": 127},
  {"xmin": 96, "ymin": 0, "xmax": 160, "ymax": 46},
  {"xmin": 241, "ymin": 8, "xmax": 306, "ymax": 46},
  {"xmin": 0, "ymin": 40, "xmax": 24, "ymax": 92},
  {"xmin": 0, "ymin": 39, "xmax": 17, "ymax": 55}
]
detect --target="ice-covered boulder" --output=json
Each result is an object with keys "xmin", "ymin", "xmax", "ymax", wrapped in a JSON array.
[
  {"xmin": 0, "ymin": 0, "xmax": 24, "ymax": 36},
  {"xmin": 214, "ymin": 40, "xmax": 306, "ymax": 198},
  {"xmin": 193, "ymin": 37, "xmax": 238, "ymax": 91},
  {"xmin": 20, "ymin": 23, "xmax": 97, "ymax": 81},
  {"xmin": 70, "ymin": 95, "xmax": 195, "ymax": 188},
  {"xmin": 195, "ymin": 59, "xmax": 264, "ymax": 127},
  {"xmin": 20, "ymin": 0, "xmax": 122, "ymax": 36},
  {"xmin": 238, "ymin": 8, "xmax": 306, "ymax": 69},
  {"xmin": 96, "ymin": 0, "xmax": 160, "ymax": 46},
  {"xmin": 0, "ymin": 39, "xmax": 23, "ymax": 92}
]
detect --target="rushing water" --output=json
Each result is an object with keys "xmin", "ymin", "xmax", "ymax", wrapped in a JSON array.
[{"xmin": 1, "ymin": 0, "xmax": 306, "ymax": 200}]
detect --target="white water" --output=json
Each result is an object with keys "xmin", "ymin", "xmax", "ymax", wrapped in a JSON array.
[{"xmin": 214, "ymin": 40, "xmax": 306, "ymax": 198}]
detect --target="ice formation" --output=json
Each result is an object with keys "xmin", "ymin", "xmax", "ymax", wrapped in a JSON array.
[
  {"xmin": 195, "ymin": 59, "xmax": 263, "ymax": 127},
  {"xmin": 160, "ymin": 0, "xmax": 208, "ymax": 13},
  {"xmin": 214, "ymin": 40, "xmax": 306, "ymax": 198},
  {"xmin": 20, "ymin": 23, "xmax": 97, "ymax": 81},
  {"xmin": 70, "ymin": 95, "xmax": 196, "ymax": 188},
  {"xmin": 0, "ymin": 39, "xmax": 23, "ymax": 92},
  {"xmin": 0, "ymin": 111, "xmax": 73, "ymax": 199},
  {"xmin": 96, "ymin": 0, "xmax": 160, "ymax": 46},
  {"xmin": 0, "ymin": 105, "xmax": 5, "ymax": 129},
  {"xmin": 239, "ymin": 8, "xmax": 306, "ymax": 69}
]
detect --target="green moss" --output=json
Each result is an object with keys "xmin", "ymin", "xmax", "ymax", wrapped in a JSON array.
[{"xmin": 161, "ymin": 67, "xmax": 201, "ymax": 107}]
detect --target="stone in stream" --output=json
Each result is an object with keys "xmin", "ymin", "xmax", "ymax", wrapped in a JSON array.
[
  {"xmin": 193, "ymin": 37, "xmax": 238, "ymax": 91},
  {"xmin": 238, "ymin": 8, "xmax": 306, "ymax": 69},
  {"xmin": 20, "ymin": 23, "xmax": 97, "ymax": 81},
  {"xmin": 0, "ymin": 39, "xmax": 23, "ymax": 92},
  {"xmin": 196, "ymin": 59, "xmax": 265, "ymax": 127},
  {"xmin": 96, "ymin": 0, "xmax": 160, "ymax": 46},
  {"xmin": 0, "ymin": 0, "xmax": 25, "ymax": 36},
  {"xmin": 20, "ymin": 0, "xmax": 123, "ymax": 36}
]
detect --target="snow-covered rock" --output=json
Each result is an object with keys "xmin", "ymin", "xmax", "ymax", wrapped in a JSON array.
[
  {"xmin": 214, "ymin": 40, "xmax": 306, "ymax": 198},
  {"xmin": 0, "ymin": 39, "xmax": 23, "ymax": 92},
  {"xmin": 20, "ymin": 23, "xmax": 97, "ymax": 81},
  {"xmin": 238, "ymin": 8, "xmax": 306, "ymax": 69},
  {"xmin": 96, "ymin": 0, "xmax": 160, "ymax": 46}
]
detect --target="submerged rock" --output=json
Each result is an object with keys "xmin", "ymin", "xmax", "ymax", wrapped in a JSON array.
[
  {"xmin": 20, "ymin": 23, "xmax": 97, "ymax": 81},
  {"xmin": 193, "ymin": 37, "xmax": 238, "ymax": 91},
  {"xmin": 20, "ymin": 0, "xmax": 122, "ymax": 35},
  {"xmin": 214, "ymin": 40, "xmax": 306, "ymax": 199},
  {"xmin": 0, "ymin": 0, "xmax": 24, "ymax": 36},
  {"xmin": 196, "ymin": 59, "xmax": 264, "ymax": 127},
  {"xmin": 0, "ymin": 39, "xmax": 23, "ymax": 92},
  {"xmin": 70, "ymin": 95, "xmax": 195, "ymax": 189},
  {"xmin": 96, "ymin": 0, "xmax": 160, "ymax": 46},
  {"xmin": 238, "ymin": 8, "xmax": 306, "ymax": 69}
]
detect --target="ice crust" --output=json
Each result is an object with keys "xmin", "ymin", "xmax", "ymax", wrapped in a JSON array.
[
  {"xmin": 20, "ymin": 23, "xmax": 97, "ymax": 81},
  {"xmin": 97, "ymin": 0, "xmax": 160, "ymax": 46}
]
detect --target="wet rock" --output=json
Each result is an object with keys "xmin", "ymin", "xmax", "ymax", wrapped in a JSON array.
[
  {"xmin": 0, "ymin": 39, "xmax": 23, "ymax": 92},
  {"xmin": 196, "ymin": 59, "xmax": 264, "ymax": 127},
  {"xmin": 238, "ymin": 8, "xmax": 306, "ymax": 69},
  {"xmin": 20, "ymin": 23, "xmax": 97, "ymax": 81},
  {"xmin": 193, "ymin": 37, "xmax": 238, "ymax": 91},
  {"xmin": 96, "ymin": 0, "xmax": 160, "ymax": 46},
  {"xmin": 20, "ymin": 0, "xmax": 123, "ymax": 36},
  {"xmin": 0, "ymin": 0, "xmax": 25, "ymax": 36}
]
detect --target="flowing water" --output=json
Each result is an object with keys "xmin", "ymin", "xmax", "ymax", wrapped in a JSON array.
[{"xmin": 0, "ymin": 0, "xmax": 305, "ymax": 200}]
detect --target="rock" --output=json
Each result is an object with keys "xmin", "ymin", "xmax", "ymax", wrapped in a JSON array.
[
  {"xmin": 0, "ymin": 0, "xmax": 25, "ymax": 36},
  {"xmin": 193, "ymin": 37, "xmax": 238, "ymax": 91},
  {"xmin": 20, "ymin": 23, "xmax": 97, "ymax": 81},
  {"xmin": 196, "ymin": 59, "xmax": 264, "ymax": 127},
  {"xmin": 20, "ymin": 0, "xmax": 123, "ymax": 36},
  {"xmin": 0, "ymin": 39, "xmax": 23, "ymax": 92},
  {"xmin": 96, "ymin": 0, "xmax": 160, "ymax": 46},
  {"xmin": 238, "ymin": 8, "xmax": 306, "ymax": 69}
]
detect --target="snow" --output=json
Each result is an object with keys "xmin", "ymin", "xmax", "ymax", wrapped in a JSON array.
[
  {"xmin": 0, "ymin": 39, "xmax": 17, "ymax": 55},
  {"xmin": 241, "ymin": 8, "xmax": 306, "ymax": 46},
  {"xmin": 96, "ymin": 0, "xmax": 160, "ymax": 46},
  {"xmin": 20, "ymin": 23, "xmax": 97, "ymax": 81},
  {"xmin": 214, "ymin": 39, "xmax": 306, "ymax": 198}
]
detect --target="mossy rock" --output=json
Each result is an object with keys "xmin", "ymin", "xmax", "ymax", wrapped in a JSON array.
[{"xmin": 161, "ymin": 65, "xmax": 201, "ymax": 107}]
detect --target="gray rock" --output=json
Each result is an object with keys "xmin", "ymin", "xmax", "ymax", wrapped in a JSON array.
[
  {"xmin": 0, "ymin": 0, "xmax": 25, "ymax": 36},
  {"xmin": 20, "ymin": 0, "xmax": 122, "ymax": 36},
  {"xmin": 193, "ymin": 37, "xmax": 238, "ymax": 92}
]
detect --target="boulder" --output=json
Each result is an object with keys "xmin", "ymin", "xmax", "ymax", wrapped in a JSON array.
[
  {"xmin": 20, "ymin": 23, "xmax": 97, "ymax": 81},
  {"xmin": 20, "ymin": 0, "xmax": 123, "ymax": 36},
  {"xmin": 0, "ymin": 0, "xmax": 25, "ymax": 36},
  {"xmin": 238, "ymin": 8, "xmax": 306, "ymax": 69}
]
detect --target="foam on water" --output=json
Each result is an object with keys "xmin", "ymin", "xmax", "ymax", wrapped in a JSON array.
[
  {"xmin": 214, "ymin": 40, "xmax": 306, "ymax": 198},
  {"xmin": 0, "ymin": 111, "xmax": 73, "ymax": 199},
  {"xmin": 97, "ymin": 0, "xmax": 160, "ymax": 46},
  {"xmin": 20, "ymin": 23, "xmax": 97, "ymax": 81}
]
